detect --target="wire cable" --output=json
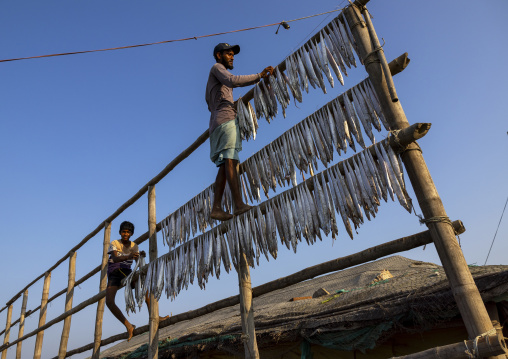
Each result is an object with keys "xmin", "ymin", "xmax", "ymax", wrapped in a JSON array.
[
  {"xmin": 0, "ymin": 9, "xmax": 341, "ymax": 64},
  {"xmin": 484, "ymin": 195, "xmax": 508, "ymax": 265}
]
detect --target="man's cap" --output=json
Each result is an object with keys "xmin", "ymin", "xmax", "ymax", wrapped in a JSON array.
[{"xmin": 213, "ymin": 43, "xmax": 240, "ymax": 58}]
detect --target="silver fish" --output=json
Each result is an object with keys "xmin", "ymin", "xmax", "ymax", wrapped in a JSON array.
[
  {"xmin": 300, "ymin": 47, "xmax": 319, "ymax": 89},
  {"xmin": 295, "ymin": 51, "xmax": 309, "ymax": 93},
  {"xmin": 357, "ymin": 82, "xmax": 382, "ymax": 132},
  {"xmin": 324, "ymin": 24, "xmax": 348, "ymax": 75},
  {"xmin": 351, "ymin": 88, "xmax": 375, "ymax": 144},
  {"xmin": 325, "ymin": 44, "xmax": 344, "ymax": 86},
  {"xmin": 307, "ymin": 44, "xmax": 327, "ymax": 94},
  {"xmin": 343, "ymin": 92, "xmax": 367, "ymax": 148},
  {"xmin": 336, "ymin": 18, "xmax": 356, "ymax": 67},
  {"xmin": 340, "ymin": 13, "xmax": 359, "ymax": 63}
]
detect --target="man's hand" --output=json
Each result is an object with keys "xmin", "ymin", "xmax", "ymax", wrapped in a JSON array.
[
  {"xmin": 130, "ymin": 252, "xmax": 140, "ymax": 260},
  {"xmin": 140, "ymin": 250, "xmax": 146, "ymax": 257},
  {"xmin": 260, "ymin": 66, "xmax": 275, "ymax": 79}
]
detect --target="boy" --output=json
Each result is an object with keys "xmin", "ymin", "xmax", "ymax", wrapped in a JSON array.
[{"xmin": 105, "ymin": 221, "xmax": 168, "ymax": 341}]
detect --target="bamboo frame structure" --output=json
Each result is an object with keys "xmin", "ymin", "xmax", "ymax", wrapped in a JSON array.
[
  {"xmin": 34, "ymin": 272, "xmax": 51, "ymax": 359},
  {"xmin": 1, "ymin": 304, "xmax": 12, "ymax": 359},
  {"xmin": 58, "ymin": 252, "xmax": 77, "ymax": 359},
  {"xmin": 148, "ymin": 186, "xmax": 159, "ymax": 359},
  {"xmin": 344, "ymin": 2, "xmax": 495, "ymax": 339},
  {"xmin": 0, "ymin": 5, "xmax": 498, "ymax": 357},
  {"xmin": 92, "ymin": 222, "xmax": 111, "ymax": 359},
  {"xmin": 15, "ymin": 290, "xmax": 28, "ymax": 359}
]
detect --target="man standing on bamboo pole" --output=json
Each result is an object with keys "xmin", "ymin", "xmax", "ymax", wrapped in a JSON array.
[
  {"xmin": 105, "ymin": 221, "xmax": 168, "ymax": 341},
  {"xmin": 206, "ymin": 43, "xmax": 273, "ymax": 221}
]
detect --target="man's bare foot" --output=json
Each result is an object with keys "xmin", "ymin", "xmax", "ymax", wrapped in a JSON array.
[
  {"xmin": 210, "ymin": 209, "xmax": 233, "ymax": 221},
  {"xmin": 126, "ymin": 324, "xmax": 136, "ymax": 342},
  {"xmin": 159, "ymin": 315, "xmax": 169, "ymax": 322},
  {"xmin": 233, "ymin": 204, "xmax": 253, "ymax": 216}
]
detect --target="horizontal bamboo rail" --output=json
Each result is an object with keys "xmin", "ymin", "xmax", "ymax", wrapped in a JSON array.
[
  {"xmin": 389, "ymin": 332, "xmax": 507, "ymax": 359},
  {"xmin": 37, "ymin": 220, "xmax": 464, "ymax": 358}
]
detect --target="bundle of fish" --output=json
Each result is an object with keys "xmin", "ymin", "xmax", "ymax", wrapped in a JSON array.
[
  {"xmin": 160, "ymin": 77, "xmax": 387, "ymax": 252},
  {"xmin": 240, "ymin": 13, "xmax": 360, "ymax": 131},
  {"xmin": 124, "ymin": 254, "xmax": 146, "ymax": 315},
  {"xmin": 135, "ymin": 139, "xmax": 412, "ymax": 304}
]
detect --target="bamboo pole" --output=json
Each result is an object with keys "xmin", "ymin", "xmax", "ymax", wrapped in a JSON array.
[
  {"xmin": 148, "ymin": 186, "xmax": 159, "ymax": 359},
  {"xmin": 15, "ymin": 290, "xmax": 28, "ymax": 359},
  {"xmin": 92, "ymin": 222, "xmax": 111, "ymax": 359},
  {"xmin": 58, "ymin": 252, "xmax": 77, "ymax": 359},
  {"xmin": 33, "ymin": 271, "xmax": 51, "ymax": 359},
  {"xmin": 237, "ymin": 250, "xmax": 259, "ymax": 359},
  {"xmin": 1, "ymin": 304, "xmax": 13, "ymax": 359},
  {"xmin": 47, "ymin": 221, "xmax": 464, "ymax": 358},
  {"xmin": 343, "ymin": 4, "xmax": 495, "ymax": 339},
  {"xmin": 389, "ymin": 332, "xmax": 507, "ymax": 359}
]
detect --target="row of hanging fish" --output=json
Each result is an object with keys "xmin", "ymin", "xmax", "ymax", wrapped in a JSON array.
[
  {"xmin": 236, "ymin": 13, "xmax": 361, "ymax": 140},
  {"xmin": 129, "ymin": 139, "xmax": 412, "ymax": 305},
  {"xmin": 160, "ymin": 77, "xmax": 387, "ymax": 251},
  {"xmin": 240, "ymin": 78, "xmax": 389, "ymax": 200}
]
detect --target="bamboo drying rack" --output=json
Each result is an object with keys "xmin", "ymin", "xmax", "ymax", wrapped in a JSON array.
[{"xmin": 1, "ymin": 1, "xmax": 505, "ymax": 359}]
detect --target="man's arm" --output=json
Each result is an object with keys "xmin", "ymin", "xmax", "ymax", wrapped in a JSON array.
[{"xmin": 212, "ymin": 64, "xmax": 261, "ymax": 88}]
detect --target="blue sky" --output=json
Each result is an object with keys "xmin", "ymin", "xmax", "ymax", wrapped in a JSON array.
[{"xmin": 1, "ymin": 0, "xmax": 507, "ymax": 358}]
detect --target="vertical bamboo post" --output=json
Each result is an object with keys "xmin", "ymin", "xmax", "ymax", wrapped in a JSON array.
[
  {"xmin": 1, "ymin": 304, "xmax": 13, "ymax": 359},
  {"xmin": 33, "ymin": 271, "xmax": 51, "ymax": 359},
  {"xmin": 237, "ymin": 250, "xmax": 259, "ymax": 359},
  {"xmin": 58, "ymin": 251, "xmax": 77, "ymax": 359},
  {"xmin": 92, "ymin": 222, "xmax": 111, "ymax": 359},
  {"xmin": 147, "ymin": 185, "xmax": 159, "ymax": 359},
  {"xmin": 344, "ymin": 3, "xmax": 495, "ymax": 339},
  {"xmin": 15, "ymin": 290, "xmax": 28, "ymax": 359}
]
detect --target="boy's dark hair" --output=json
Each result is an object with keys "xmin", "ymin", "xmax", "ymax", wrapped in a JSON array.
[{"xmin": 119, "ymin": 221, "xmax": 135, "ymax": 235}]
